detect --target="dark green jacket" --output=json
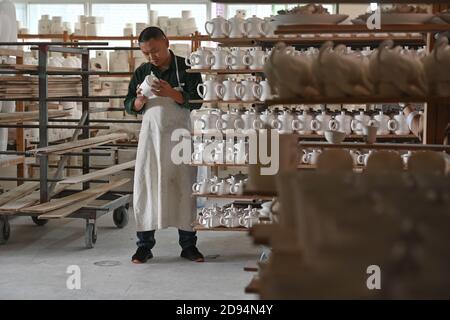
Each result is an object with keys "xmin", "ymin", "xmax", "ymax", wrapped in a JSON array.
[{"xmin": 124, "ymin": 50, "xmax": 203, "ymax": 115}]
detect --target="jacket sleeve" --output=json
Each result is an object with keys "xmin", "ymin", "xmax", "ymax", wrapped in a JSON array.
[
  {"xmin": 178, "ymin": 72, "xmax": 203, "ymax": 110},
  {"xmin": 124, "ymin": 70, "xmax": 144, "ymax": 115}
]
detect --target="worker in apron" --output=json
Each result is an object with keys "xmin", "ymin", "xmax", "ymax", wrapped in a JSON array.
[{"xmin": 124, "ymin": 27, "xmax": 204, "ymax": 263}]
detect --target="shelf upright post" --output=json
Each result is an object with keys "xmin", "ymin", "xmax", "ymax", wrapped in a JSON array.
[
  {"xmin": 38, "ymin": 44, "xmax": 49, "ymax": 203},
  {"xmin": 81, "ymin": 51, "xmax": 90, "ymax": 190}
]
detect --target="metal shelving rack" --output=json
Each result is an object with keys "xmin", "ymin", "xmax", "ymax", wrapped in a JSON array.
[{"xmin": 0, "ymin": 41, "xmax": 138, "ymax": 248}]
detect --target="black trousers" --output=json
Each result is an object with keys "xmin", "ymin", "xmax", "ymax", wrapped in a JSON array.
[{"xmin": 136, "ymin": 229, "xmax": 197, "ymax": 250}]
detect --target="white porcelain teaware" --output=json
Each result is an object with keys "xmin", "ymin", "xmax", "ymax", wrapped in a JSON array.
[
  {"xmin": 230, "ymin": 179, "xmax": 245, "ymax": 195},
  {"xmin": 235, "ymin": 110, "xmax": 258, "ymax": 131},
  {"xmin": 356, "ymin": 150, "xmax": 374, "ymax": 166},
  {"xmin": 253, "ymin": 80, "xmax": 272, "ymax": 102},
  {"xmin": 254, "ymin": 109, "xmax": 276, "ymax": 129},
  {"xmin": 235, "ymin": 78, "xmax": 259, "ymax": 102},
  {"xmin": 216, "ymin": 110, "xmax": 239, "ymax": 131},
  {"xmin": 272, "ymin": 110, "xmax": 294, "ymax": 134},
  {"xmin": 245, "ymin": 15, "xmax": 269, "ymax": 38},
  {"xmin": 194, "ymin": 109, "xmax": 221, "ymax": 132},
  {"xmin": 302, "ymin": 149, "xmax": 322, "ymax": 165},
  {"xmin": 216, "ymin": 78, "xmax": 239, "ymax": 102},
  {"xmin": 228, "ymin": 15, "xmax": 248, "ymax": 38},
  {"xmin": 234, "ymin": 140, "xmax": 248, "ymax": 165},
  {"xmin": 227, "ymin": 48, "xmax": 252, "ymax": 70},
  {"xmin": 239, "ymin": 210, "xmax": 259, "ymax": 228},
  {"xmin": 311, "ymin": 111, "xmax": 336, "ymax": 135},
  {"xmin": 210, "ymin": 179, "xmax": 231, "ymax": 195},
  {"xmin": 334, "ymin": 111, "xmax": 352, "ymax": 135},
  {"xmin": 197, "ymin": 79, "xmax": 220, "ymax": 101},
  {"xmin": 351, "ymin": 111, "xmax": 371, "ymax": 135},
  {"xmin": 292, "ymin": 110, "xmax": 314, "ymax": 134},
  {"xmin": 192, "ymin": 179, "xmax": 211, "ymax": 195},
  {"xmin": 373, "ymin": 111, "xmax": 391, "ymax": 135},
  {"xmin": 138, "ymin": 72, "xmax": 158, "ymax": 98},
  {"xmin": 220, "ymin": 210, "xmax": 241, "ymax": 228},
  {"xmin": 210, "ymin": 47, "xmax": 232, "ymax": 70},
  {"xmin": 248, "ymin": 47, "xmax": 268, "ymax": 70},
  {"xmin": 388, "ymin": 111, "xmax": 410, "ymax": 135},
  {"xmin": 205, "ymin": 16, "xmax": 231, "ymax": 38},
  {"xmin": 185, "ymin": 47, "xmax": 213, "ymax": 70}
]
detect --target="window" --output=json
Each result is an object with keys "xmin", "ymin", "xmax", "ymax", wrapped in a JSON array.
[
  {"xmin": 92, "ymin": 3, "xmax": 148, "ymax": 36},
  {"xmin": 15, "ymin": 3, "xmax": 27, "ymax": 29},
  {"xmin": 28, "ymin": 4, "xmax": 85, "ymax": 34}
]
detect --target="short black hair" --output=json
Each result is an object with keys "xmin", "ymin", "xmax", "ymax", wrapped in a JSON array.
[{"xmin": 138, "ymin": 26, "xmax": 167, "ymax": 43}]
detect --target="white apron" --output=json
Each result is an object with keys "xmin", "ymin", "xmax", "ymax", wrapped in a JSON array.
[{"xmin": 133, "ymin": 96, "xmax": 196, "ymax": 232}]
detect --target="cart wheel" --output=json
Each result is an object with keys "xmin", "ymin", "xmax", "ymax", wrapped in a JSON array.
[
  {"xmin": 32, "ymin": 216, "xmax": 48, "ymax": 226},
  {"xmin": 0, "ymin": 217, "xmax": 10, "ymax": 245},
  {"xmin": 85, "ymin": 223, "xmax": 97, "ymax": 249},
  {"xmin": 113, "ymin": 206, "xmax": 129, "ymax": 229}
]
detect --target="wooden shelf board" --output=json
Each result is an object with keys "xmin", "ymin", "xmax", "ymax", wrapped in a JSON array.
[
  {"xmin": 211, "ymin": 35, "xmax": 425, "ymax": 46},
  {"xmin": 0, "ymin": 49, "xmax": 24, "ymax": 57},
  {"xmin": 192, "ymin": 193, "xmax": 275, "ymax": 200},
  {"xmin": 186, "ymin": 69, "xmax": 263, "ymax": 74},
  {"xmin": 298, "ymin": 141, "xmax": 450, "ymax": 151},
  {"xmin": 0, "ymin": 156, "xmax": 25, "ymax": 168},
  {"xmin": 267, "ymin": 96, "xmax": 449, "ymax": 105},
  {"xmin": 275, "ymin": 24, "xmax": 450, "ymax": 35},
  {"xmin": 189, "ymin": 99, "xmax": 265, "ymax": 104}
]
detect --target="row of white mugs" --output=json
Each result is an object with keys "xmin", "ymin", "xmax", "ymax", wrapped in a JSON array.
[
  {"xmin": 192, "ymin": 139, "xmax": 249, "ymax": 165},
  {"xmin": 186, "ymin": 47, "xmax": 269, "ymax": 70},
  {"xmin": 198, "ymin": 204, "xmax": 268, "ymax": 229},
  {"xmin": 205, "ymin": 15, "xmax": 276, "ymax": 38},
  {"xmin": 193, "ymin": 176, "xmax": 247, "ymax": 195},
  {"xmin": 303, "ymin": 149, "xmax": 413, "ymax": 166},
  {"xmin": 192, "ymin": 109, "xmax": 413, "ymax": 136},
  {"xmin": 197, "ymin": 77, "xmax": 271, "ymax": 102}
]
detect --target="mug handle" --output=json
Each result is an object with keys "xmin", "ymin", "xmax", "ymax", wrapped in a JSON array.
[
  {"xmin": 215, "ymin": 83, "xmax": 225, "ymax": 99},
  {"xmin": 252, "ymin": 83, "xmax": 262, "ymax": 99},
  {"xmin": 196, "ymin": 84, "xmax": 207, "ymax": 99},
  {"xmin": 205, "ymin": 21, "xmax": 215, "ymax": 36},
  {"xmin": 216, "ymin": 119, "xmax": 226, "ymax": 130},
  {"xmin": 271, "ymin": 118, "xmax": 282, "ymax": 129},
  {"xmin": 207, "ymin": 54, "xmax": 215, "ymax": 68},
  {"xmin": 192, "ymin": 183, "xmax": 200, "ymax": 193},
  {"xmin": 311, "ymin": 119, "xmax": 321, "ymax": 131},
  {"xmin": 195, "ymin": 118, "xmax": 206, "ymax": 130},
  {"xmin": 388, "ymin": 119, "xmax": 398, "ymax": 131},
  {"xmin": 234, "ymin": 118, "xmax": 244, "ymax": 130},
  {"xmin": 292, "ymin": 119, "xmax": 304, "ymax": 131},
  {"xmin": 210, "ymin": 184, "xmax": 218, "ymax": 194},
  {"xmin": 329, "ymin": 119, "xmax": 339, "ymax": 131},
  {"xmin": 243, "ymin": 54, "xmax": 253, "ymax": 66},
  {"xmin": 234, "ymin": 83, "xmax": 245, "ymax": 100},
  {"xmin": 253, "ymin": 119, "xmax": 263, "ymax": 130},
  {"xmin": 350, "ymin": 119, "xmax": 359, "ymax": 132},
  {"xmin": 185, "ymin": 53, "xmax": 197, "ymax": 67},
  {"xmin": 225, "ymin": 54, "xmax": 235, "ymax": 67}
]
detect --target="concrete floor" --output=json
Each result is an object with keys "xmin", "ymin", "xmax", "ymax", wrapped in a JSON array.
[{"xmin": 0, "ymin": 208, "xmax": 259, "ymax": 300}]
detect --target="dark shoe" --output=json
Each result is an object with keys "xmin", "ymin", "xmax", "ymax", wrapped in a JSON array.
[
  {"xmin": 181, "ymin": 246, "xmax": 205, "ymax": 262},
  {"xmin": 132, "ymin": 247, "xmax": 153, "ymax": 264}
]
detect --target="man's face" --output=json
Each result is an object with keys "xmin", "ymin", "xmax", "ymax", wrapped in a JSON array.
[{"xmin": 139, "ymin": 38, "xmax": 170, "ymax": 67}]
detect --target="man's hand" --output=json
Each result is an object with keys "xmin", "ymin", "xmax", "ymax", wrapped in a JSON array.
[
  {"xmin": 134, "ymin": 85, "xmax": 148, "ymax": 112},
  {"xmin": 151, "ymin": 79, "xmax": 184, "ymax": 104}
]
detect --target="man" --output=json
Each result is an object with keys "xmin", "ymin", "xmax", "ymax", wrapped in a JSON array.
[{"xmin": 124, "ymin": 27, "xmax": 204, "ymax": 263}]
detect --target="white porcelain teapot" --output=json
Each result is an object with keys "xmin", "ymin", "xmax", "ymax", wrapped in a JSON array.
[{"xmin": 205, "ymin": 16, "xmax": 231, "ymax": 38}]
